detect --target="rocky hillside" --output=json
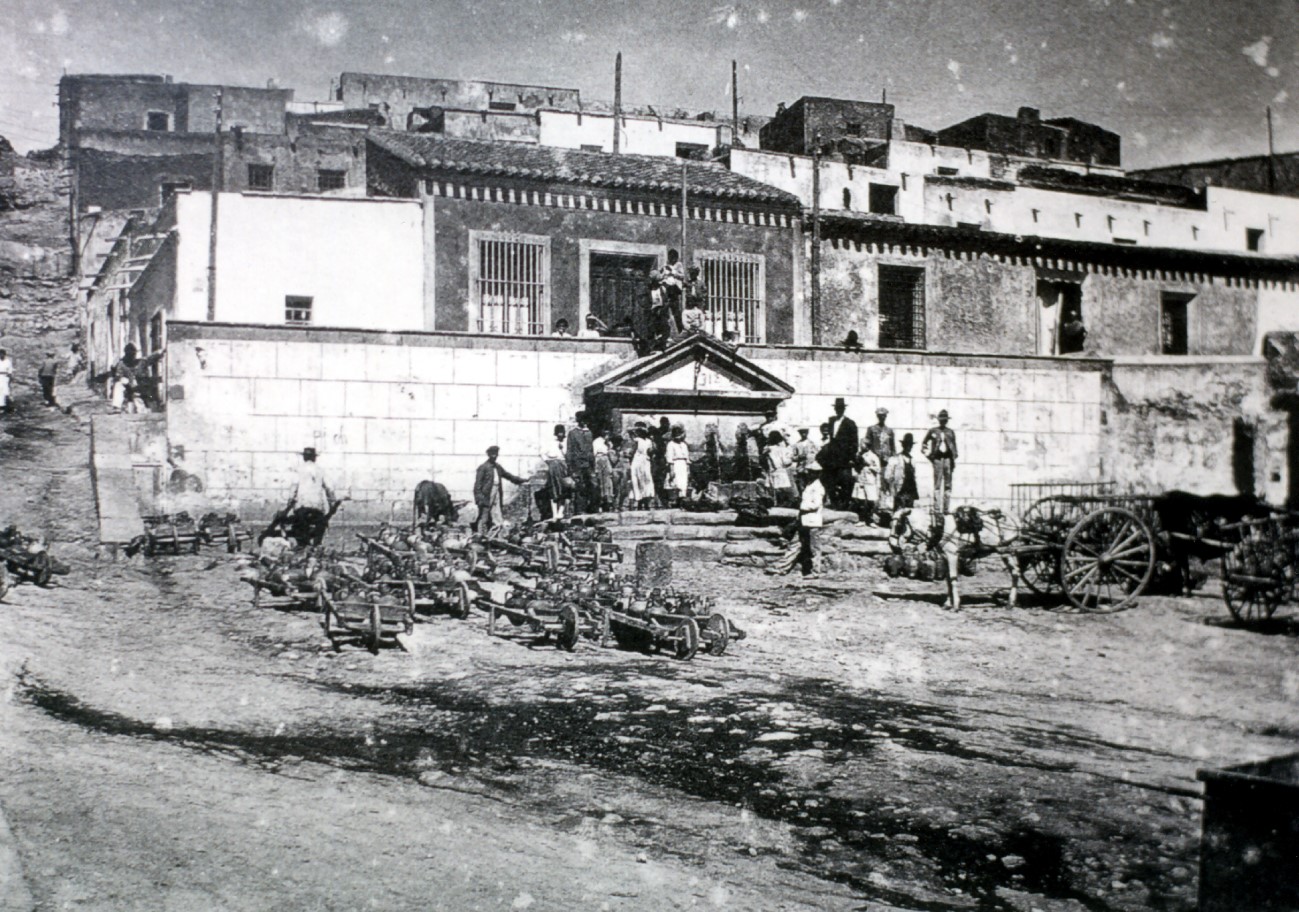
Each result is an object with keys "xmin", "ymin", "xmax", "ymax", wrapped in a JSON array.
[{"xmin": 0, "ymin": 140, "xmax": 79, "ymax": 397}]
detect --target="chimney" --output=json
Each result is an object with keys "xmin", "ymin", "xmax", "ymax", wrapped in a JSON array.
[
  {"xmin": 775, "ymin": 102, "xmax": 787, "ymax": 116},
  {"xmin": 1017, "ymin": 106, "xmax": 1040, "ymax": 123}
]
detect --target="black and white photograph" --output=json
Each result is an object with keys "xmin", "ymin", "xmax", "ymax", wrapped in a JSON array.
[{"xmin": 1, "ymin": 1, "xmax": 1297, "ymax": 909}]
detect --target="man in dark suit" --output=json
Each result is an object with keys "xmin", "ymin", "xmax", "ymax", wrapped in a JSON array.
[
  {"xmin": 921, "ymin": 409, "xmax": 959, "ymax": 517},
  {"xmin": 474, "ymin": 446, "xmax": 525, "ymax": 534},
  {"xmin": 819, "ymin": 397, "xmax": 859, "ymax": 509},
  {"xmin": 566, "ymin": 411, "xmax": 595, "ymax": 514}
]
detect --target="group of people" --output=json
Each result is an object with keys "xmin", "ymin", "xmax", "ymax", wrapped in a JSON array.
[{"xmin": 549, "ymin": 248, "xmax": 745, "ymax": 355}]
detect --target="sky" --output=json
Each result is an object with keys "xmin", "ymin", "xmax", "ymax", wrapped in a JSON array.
[{"xmin": 2, "ymin": 0, "xmax": 1298, "ymax": 170}]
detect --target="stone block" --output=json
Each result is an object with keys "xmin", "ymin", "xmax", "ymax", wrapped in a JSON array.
[
  {"xmin": 859, "ymin": 362, "xmax": 896, "ymax": 399},
  {"xmin": 226, "ymin": 340, "xmax": 277, "ymax": 379},
  {"xmin": 477, "ymin": 384, "xmax": 523, "ymax": 421},
  {"xmin": 321, "ymin": 417, "xmax": 367, "ymax": 452},
  {"xmin": 833, "ymin": 525, "xmax": 890, "ymax": 540},
  {"xmin": 276, "ymin": 342, "xmax": 323, "ymax": 381},
  {"xmin": 611, "ymin": 525, "xmax": 670, "ymax": 541},
  {"xmin": 894, "ymin": 364, "xmax": 930, "ymax": 399},
  {"xmin": 410, "ymin": 349, "xmax": 455, "ymax": 384},
  {"xmin": 366, "ymin": 418, "xmax": 411, "ymax": 454},
  {"xmin": 213, "ymin": 415, "xmax": 278, "ymax": 452},
  {"xmin": 344, "ymin": 381, "xmax": 390, "ymax": 419},
  {"xmin": 410, "ymin": 418, "xmax": 454, "ymax": 454},
  {"xmin": 434, "ymin": 384, "xmax": 479, "ymax": 420},
  {"xmin": 786, "ymin": 360, "xmax": 822, "ymax": 396},
  {"xmin": 984, "ymin": 399, "xmax": 1018, "ymax": 434},
  {"xmin": 963, "ymin": 370, "xmax": 1002, "ymax": 400},
  {"xmin": 635, "ymin": 541, "xmax": 674, "ymax": 587},
  {"xmin": 323, "ymin": 343, "xmax": 369, "ymax": 381},
  {"xmin": 453, "ymin": 419, "xmax": 501, "ymax": 456},
  {"xmin": 389, "ymin": 382, "xmax": 435, "ymax": 420},
  {"xmin": 496, "ymin": 350, "xmax": 540, "ymax": 388},
  {"xmin": 1018, "ymin": 402, "xmax": 1051, "ymax": 434},
  {"xmin": 298, "ymin": 379, "xmax": 347, "ymax": 418},
  {"xmin": 666, "ymin": 525, "xmax": 733, "ymax": 541},
  {"xmin": 253, "ymin": 378, "xmax": 301, "ymax": 416},
  {"xmin": 498, "ymin": 421, "xmax": 548, "ymax": 457},
  {"xmin": 1071, "ymin": 370, "xmax": 1104, "ymax": 405},
  {"xmin": 722, "ymin": 540, "xmax": 783, "ymax": 557},
  {"xmin": 365, "ymin": 344, "xmax": 411, "ymax": 383},
  {"xmin": 193, "ymin": 340, "xmax": 232, "ymax": 377},
  {"xmin": 820, "ymin": 361, "xmax": 859, "ymax": 397},
  {"xmin": 1035, "ymin": 371, "xmax": 1069, "ymax": 403},
  {"xmin": 203, "ymin": 377, "xmax": 255, "ymax": 415},
  {"xmin": 454, "ymin": 349, "xmax": 498, "ymax": 386},
  {"xmin": 825, "ymin": 538, "xmax": 891, "ymax": 556},
  {"xmin": 1051, "ymin": 402, "xmax": 1087, "ymax": 434},
  {"xmin": 930, "ymin": 368, "xmax": 965, "ymax": 401},
  {"xmin": 202, "ymin": 453, "xmax": 254, "ymax": 492},
  {"xmin": 274, "ymin": 416, "xmax": 328, "ymax": 454},
  {"xmin": 672, "ymin": 511, "xmax": 738, "ymax": 525},
  {"xmin": 251, "ymin": 450, "xmax": 296, "ymax": 494},
  {"xmin": 725, "ymin": 527, "xmax": 784, "ymax": 540},
  {"xmin": 537, "ymin": 351, "xmax": 576, "ymax": 388},
  {"xmin": 669, "ymin": 542, "xmax": 726, "ymax": 562}
]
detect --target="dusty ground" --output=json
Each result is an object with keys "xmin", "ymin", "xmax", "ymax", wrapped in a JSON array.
[{"xmin": 1, "ymin": 393, "xmax": 1298, "ymax": 912}]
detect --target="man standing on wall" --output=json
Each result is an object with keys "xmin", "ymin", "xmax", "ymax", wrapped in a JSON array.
[
  {"xmin": 566, "ymin": 411, "xmax": 595, "ymax": 515},
  {"xmin": 922, "ymin": 409, "xmax": 959, "ymax": 517},
  {"xmin": 661, "ymin": 248, "xmax": 686, "ymax": 338},
  {"xmin": 474, "ymin": 445, "xmax": 525, "ymax": 534},
  {"xmin": 865, "ymin": 407, "xmax": 897, "ymax": 519},
  {"xmin": 820, "ymin": 397, "xmax": 859, "ymax": 510}
]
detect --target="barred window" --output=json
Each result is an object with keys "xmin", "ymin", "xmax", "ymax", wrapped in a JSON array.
[
  {"xmin": 471, "ymin": 231, "xmax": 550, "ymax": 335},
  {"xmin": 317, "ymin": 169, "xmax": 346, "ymax": 192},
  {"xmin": 247, "ymin": 164, "xmax": 274, "ymax": 191},
  {"xmin": 878, "ymin": 265, "xmax": 925, "ymax": 350},
  {"xmin": 696, "ymin": 251, "xmax": 765, "ymax": 343},
  {"xmin": 285, "ymin": 296, "xmax": 313, "ymax": 326}
]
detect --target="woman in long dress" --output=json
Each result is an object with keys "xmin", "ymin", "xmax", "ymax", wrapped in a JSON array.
[
  {"xmin": 665, "ymin": 425, "xmax": 691, "ymax": 506},
  {"xmin": 763, "ymin": 431, "xmax": 796, "ymax": 508},
  {"xmin": 630, "ymin": 428, "xmax": 656, "ymax": 510}
]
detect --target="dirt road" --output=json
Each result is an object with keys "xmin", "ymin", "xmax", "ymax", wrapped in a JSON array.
[{"xmin": 1, "ymin": 397, "xmax": 1297, "ymax": 911}]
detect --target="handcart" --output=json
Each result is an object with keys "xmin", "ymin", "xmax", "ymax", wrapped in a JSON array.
[{"xmin": 320, "ymin": 583, "xmax": 415, "ymax": 652}]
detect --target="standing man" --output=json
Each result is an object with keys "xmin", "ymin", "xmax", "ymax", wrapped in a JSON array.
[
  {"xmin": 287, "ymin": 446, "xmax": 337, "ymax": 547},
  {"xmin": 37, "ymin": 350, "xmax": 60, "ymax": 408},
  {"xmin": 0, "ymin": 348, "xmax": 13, "ymax": 414},
  {"xmin": 661, "ymin": 249, "xmax": 686, "ymax": 337},
  {"xmin": 790, "ymin": 427, "xmax": 816, "ymax": 494},
  {"xmin": 820, "ymin": 397, "xmax": 859, "ymax": 510},
  {"xmin": 865, "ymin": 407, "xmax": 897, "ymax": 517},
  {"xmin": 566, "ymin": 411, "xmax": 595, "ymax": 515},
  {"xmin": 767, "ymin": 462, "xmax": 824, "ymax": 578},
  {"xmin": 921, "ymin": 409, "xmax": 959, "ymax": 517},
  {"xmin": 474, "ymin": 445, "xmax": 525, "ymax": 534}
]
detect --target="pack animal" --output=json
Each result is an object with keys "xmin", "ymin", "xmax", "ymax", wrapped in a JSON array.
[{"xmin": 413, "ymin": 480, "xmax": 459, "ymax": 529}]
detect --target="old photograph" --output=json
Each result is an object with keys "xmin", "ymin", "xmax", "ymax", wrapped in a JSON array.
[{"xmin": 1, "ymin": 0, "xmax": 1297, "ymax": 909}]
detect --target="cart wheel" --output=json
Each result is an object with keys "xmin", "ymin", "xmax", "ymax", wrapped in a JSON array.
[
  {"xmin": 368, "ymin": 601, "xmax": 383, "ymax": 653},
  {"xmin": 704, "ymin": 613, "xmax": 730, "ymax": 656},
  {"xmin": 144, "ymin": 538, "xmax": 157, "ymax": 558},
  {"xmin": 1016, "ymin": 549, "xmax": 1060, "ymax": 597},
  {"xmin": 487, "ymin": 602, "xmax": 498, "ymax": 637},
  {"xmin": 1059, "ymin": 507, "xmax": 1154, "ymax": 613},
  {"xmin": 456, "ymin": 582, "xmax": 472, "ymax": 620},
  {"xmin": 557, "ymin": 604, "xmax": 580, "ymax": 652},
  {"xmin": 30, "ymin": 551, "xmax": 52, "ymax": 587},
  {"xmin": 0, "ymin": 565, "xmax": 10, "ymax": 601},
  {"xmin": 226, "ymin": 527, "xmax": 239, "ymax": 554},
  {"xmin": 673, "ymin": 617, "xmax": 700, "ymax": 661},
  {"xmin": 191, "ymin": 538, "xmax": 202, "ymax": 555},
  {"xmin": 1222, "ymin": 578, "xmax": 1282, "ymax": 625}
]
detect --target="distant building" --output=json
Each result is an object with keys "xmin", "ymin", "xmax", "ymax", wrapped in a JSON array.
[
  {"xmin": 1132, "ymin": 152, "xmax": 1299, "ymax": 200},
  {"xmin": 936, "ymin": 107, "xmax": 1121, "ymax": 168},
  {"xmin": 759, "ymin": 96, "xmax": 898, "ymax": 155}
]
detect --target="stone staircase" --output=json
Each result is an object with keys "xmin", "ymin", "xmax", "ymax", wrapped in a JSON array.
[{"xmin": 579, "ymin": 508, "xmax": 891, "ymax": 569}]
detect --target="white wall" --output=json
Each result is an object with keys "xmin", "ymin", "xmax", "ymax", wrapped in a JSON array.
[
  {"xmin": 172, "ymin": 191, "xmax": 426, "ymax": 329},
  {"xmin": 539, "ymin": 110, "xmax": 728, "ymax": 157}
]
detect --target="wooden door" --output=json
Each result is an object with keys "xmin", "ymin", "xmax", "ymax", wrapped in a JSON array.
[{"xmin": 590, "ymin": 253, "xmax": 654, "ymax": 336}]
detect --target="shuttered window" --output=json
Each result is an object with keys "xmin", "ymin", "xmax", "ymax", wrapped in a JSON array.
[
  {"xmin": 471, "ymin": 231, "xmax": 551, "ymax": 335},
  {"xmin": 696, "ymin": 251, "xmax": 765, "ymax": 343}
]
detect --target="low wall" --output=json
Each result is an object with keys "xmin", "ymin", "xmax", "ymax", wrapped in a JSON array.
[{"xmin": 163, "ymin": 323, "xmax": 1116, "ymax": 520}]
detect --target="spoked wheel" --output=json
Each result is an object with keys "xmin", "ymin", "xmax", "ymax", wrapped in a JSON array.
[
  {"xmin": 703, "ymin": 613, "xmax": 730, "ymax": 656},
  {"xmin": 367, "ymin": 601, "xmax": 383, "ymax": 653},
  {"xmin": 0, "ymin": 564, "xmax": 10, "ymax": 601},
  {"xmin": 672, "ymin": 617, "xmax": 700, "ymax": 661},
  {"xmin": 1014, "ymin": 546, "xmax": 1060, "ymax": 597},
  {"xmin": 1058, "ymin": 507, "xmax": 1155, "ymax": 613},
  {"xmin": 456, "ymin": 583, "xmax": 472, "ymax": 620},
  {"xmin": 557, "ymin": 603, "xmax": 580, "ymax": 652},
  {"xmin": 227, "ymin": 527, "xmax": 239, "ymax": 554},
  {"xmin": 1222, "ymin": 578, "xmax": 1283, "ymax": 625}
]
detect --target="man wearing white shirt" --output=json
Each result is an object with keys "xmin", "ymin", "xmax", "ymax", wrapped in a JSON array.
[{"xmin": 767, "ymin": 463, "xmax": 824, "ymax": 578}]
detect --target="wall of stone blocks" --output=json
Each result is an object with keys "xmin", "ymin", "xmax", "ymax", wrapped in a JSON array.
[
  {"xmin": 164, "ymin": 323, "xmax": 635, "ymax": 521},
  {"xmin": 745, "ymin": 349, "xmax": 1106, "ymax": 509}
]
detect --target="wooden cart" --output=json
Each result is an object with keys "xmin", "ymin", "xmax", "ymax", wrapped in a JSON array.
[
  {"xmin": 1217, "ymin": 513, "xmax": 1299, "ymax": 625},
  {"xmin": 321, "ymin": 584, "xmax": 415, "ymax": 653},
  {"xmin": 481, "ymin": 580, "xmax": 609, "ymax": 651}
]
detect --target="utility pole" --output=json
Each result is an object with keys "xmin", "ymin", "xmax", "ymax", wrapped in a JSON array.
[
  {"xmin": 613, "ymin": 52, "xmax": 622, "ymax": 155},
  {"xmin": 810, "ymin": 131, "xmax": 822, "ymax": 345},
  {"xmin": 207, "ymin": 88, "xmax": 223, "ymax": 322},
  {"xmin": 680, "ymin": 160, "xmax": 688, "ymax": 259},
  {"xmin": 1267, "ymin": 106, "xmax": 1277, "ymax": 195},
  {"xmin": 731, "ymin": 60, "xmax": 739, "ymax": 140}
]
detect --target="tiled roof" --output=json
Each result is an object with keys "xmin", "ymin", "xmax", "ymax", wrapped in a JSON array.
[{"xmin": 368, "ymin": 131, "xmax": 801, "ymax": 208}]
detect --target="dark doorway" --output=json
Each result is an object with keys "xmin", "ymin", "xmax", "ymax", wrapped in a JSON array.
[{"xmin": 590, "ymin": 253, "xmax": 655, "ymax": 336}]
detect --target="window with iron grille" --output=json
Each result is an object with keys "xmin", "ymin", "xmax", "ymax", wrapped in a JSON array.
[
  {"xmin": 696, "ymin": 251, "xmax": 765, "ymax": 343},
  {"xmin": 145, "ymin": 111, "xmax": 170, "ymax": 132},
  {"xmin": 1160, "ymin": 293, "xmax": 1191, "ymax": 355},
  {"xmin": 247, "ymin": 164, "xmax": 274, "ymax": 191},
  {"xmin": 285, "ymin": 296, "xmax": 313, "ymax": 326},
  {"xmin": 471, "ymin": 231, "xmax": 550, "ymax": 335},
  {"xmin": 878, "ymin": 265, "xmax": 925, "ymax": 350},
  {"xmin": 317, "ymin": 169, "xmax": 346, "ymax": 192}
]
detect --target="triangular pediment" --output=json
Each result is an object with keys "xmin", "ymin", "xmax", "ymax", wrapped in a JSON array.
[{"xmin": 585, "ymin": 333, "xmax": 793, "ymax": 406}]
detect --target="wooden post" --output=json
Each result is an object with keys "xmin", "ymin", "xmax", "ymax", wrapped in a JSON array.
[
  {"xmin": 810, "ymin": 131, "xmax": 822, "ymax": 345},
  {"xmin": 206, "ymin": 88, "xmax": 223, "ymax": 322},
  {"xmin": 680, "ymin": 159, "xmax": 688, "ymax": 260},
  {"xmin": 731, "ymin": 60, "xmax": 739, "ymax": 140},
  {"xmin": 613, "ymin": 52, "xmax": 622, "ymax": 155}
]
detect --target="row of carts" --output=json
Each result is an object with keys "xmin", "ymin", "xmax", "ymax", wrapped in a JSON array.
[
  {"xmin": 243, "ymin": 520, "xmax": 740, "ymax": 657},
  {"xmin": 963, "ymin": 481, "xmax": 1299, "ymax": 623}
]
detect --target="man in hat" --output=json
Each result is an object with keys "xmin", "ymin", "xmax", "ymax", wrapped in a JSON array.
[
  {"xmin": 921, "ymin": 409, "xmax": 959, "ymax": 516},
  {"xmin": 288, "ymin": 446, "xmax": 337, "ymax": 546},
  {"xmin": 474, "ymin": 445, "xmax": 526, "ymax": 534},
  {"xmin": 865, "ymin": 407, "xmax": 897, "ymax": 519},
  {"xmin": 566, "ymin": 411, "xmax": 595, "ymax": 514},
  {"xmin": 767, "ymin": 461, "xmax": 824, "ymax": 578},
  {"xmin": 819, "ymin": 397, "xmax": 858, "ymax": 510},
  {"xmin": 790, "ymin": 427, "xmax": 817, "ymax": 495},
  {"xmin": 37, "ymin": 350, "xmax": 60, "ymax": 407}
]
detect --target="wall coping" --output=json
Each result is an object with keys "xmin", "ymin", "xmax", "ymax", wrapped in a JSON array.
[
  {"xmin": 166, "ymin": 320, "xmax": 1119, "ymax": 371},
  {"xmin": 1110, "ymin": 354, "xmax": 1265, "ymax": 367}
]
